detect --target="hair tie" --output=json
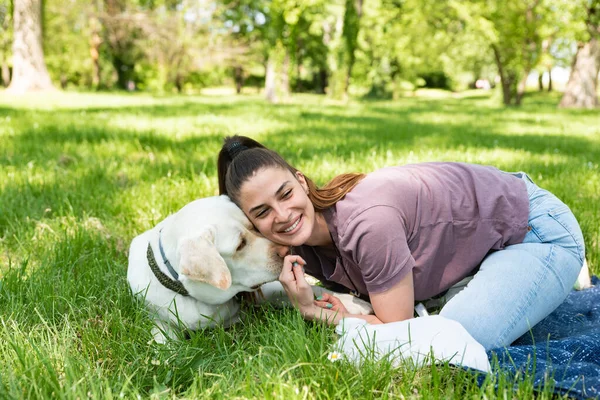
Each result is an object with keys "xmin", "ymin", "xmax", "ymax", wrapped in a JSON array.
[{"xmin": 227, "ymin": 141, "xmax": 248, "ymax": 159}]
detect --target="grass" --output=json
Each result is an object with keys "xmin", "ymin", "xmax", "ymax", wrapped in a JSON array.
[{"xmin": 0, "ymin": 88, "xmax": 599, "ymax": 399}]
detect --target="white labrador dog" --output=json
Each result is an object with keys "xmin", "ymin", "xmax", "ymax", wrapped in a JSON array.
[{"xmin": 127, "ymin": 195, "xmax": 373, "ymax": 343}]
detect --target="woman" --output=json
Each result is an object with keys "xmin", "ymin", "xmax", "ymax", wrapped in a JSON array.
[{"xmin": 217, "ymin": 135, "xmax": 585, "ymax": 350}]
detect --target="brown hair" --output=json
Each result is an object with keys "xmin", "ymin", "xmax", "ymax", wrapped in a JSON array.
[{"xmin": 217, "ymin": 135, "xmax": 365, "ymax": 211}]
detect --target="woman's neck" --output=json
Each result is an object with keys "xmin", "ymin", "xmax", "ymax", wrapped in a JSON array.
[{"xmin": 304, "ymin": 212, "xmax": 333, "ymax": 247}]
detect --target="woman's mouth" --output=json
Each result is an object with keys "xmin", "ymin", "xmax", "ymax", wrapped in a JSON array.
[{"xmin": 281, "ymin": 215, "xmax": 302, "ymax": 234}]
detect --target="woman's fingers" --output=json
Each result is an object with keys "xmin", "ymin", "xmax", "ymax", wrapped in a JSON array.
[
  {"xmin": 276, "ymin": 255, "xmax": 316, "ymax": 312},
  {"xmin": 278, "ymin": 255, "xmax": 306, "ymax": 283},
  {"xmin": 314, "ymin": 293, "xmax": 349, "ymax": 313},
  {"xmin": 328, "ymin": 296, "xmax": 348, "ymax": 313},
  {"xmin": 291, "ymin": 262, "xmax": 309, "ymax": 287},
  {"xmin": 278, "ymin": 264, "xmax": 293, "ymax": 283},
  {"xmin": 318, "ymin": 292, "xmax": 334, "ymax": 302},
  {"xmin": 314, "ymin": 300, "xmax": 337, "ymax": 310}
]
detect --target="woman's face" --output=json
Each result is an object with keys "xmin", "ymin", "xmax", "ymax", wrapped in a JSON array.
[{"xmin": 238, "ymin": 167, "xmax": 316, "ymax": 247}]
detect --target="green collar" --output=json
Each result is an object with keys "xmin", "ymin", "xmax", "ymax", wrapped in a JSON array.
[{"xmin": 146, "ymin": 243, "xmax": 190, "ymax": 297}]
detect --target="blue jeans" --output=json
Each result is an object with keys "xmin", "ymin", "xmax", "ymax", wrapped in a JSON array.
[{"xmin": 439, "ymin": 173, "xmax": 585, "ymax": 350}]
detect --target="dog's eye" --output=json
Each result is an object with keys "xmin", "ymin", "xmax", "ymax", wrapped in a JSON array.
[{"xmin": 236, "ymin": 237, "xmax": 247, "ymax": 252}]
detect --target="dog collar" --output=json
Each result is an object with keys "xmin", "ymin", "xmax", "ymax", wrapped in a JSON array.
[
  {"xmin": 146, "ymin": 242, "xmax": 190, "ymax": 297},
  {"xmin": 158, "ymin": 229, "xmax": 180, "ymax": 280}
]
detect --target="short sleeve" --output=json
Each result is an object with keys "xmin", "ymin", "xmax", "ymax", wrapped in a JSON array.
[{"xmin": 338, "ymin": 206, "xmax": 415, "ymax": 294}]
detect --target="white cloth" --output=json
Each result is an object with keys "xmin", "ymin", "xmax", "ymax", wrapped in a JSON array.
[{"xmin": 334, "ymin": 316, "xmax": 491, "ymax": 372}]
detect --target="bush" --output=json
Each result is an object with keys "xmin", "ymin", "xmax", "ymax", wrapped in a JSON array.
[
  {"xmin": 244, "ymin": 74, "xmax": 265, "ymax": 89},
  {"xmin": 418, "ymin": 71, "xmax": 453, "ymax": 90}
]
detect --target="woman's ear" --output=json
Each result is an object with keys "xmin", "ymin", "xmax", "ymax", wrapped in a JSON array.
[{"xmin": 295, "ymin": 171, "xmax": 309, "ymax": 194}]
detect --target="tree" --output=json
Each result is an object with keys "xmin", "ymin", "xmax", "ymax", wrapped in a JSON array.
[
  {"xmin": 487, "ymin": 0, "xmax": 544, "ymax": 106},
  {"xmin": 444, "ymin": 0, "xmax": 579, "ymax": 105},
  {"xmin": 219, "ymin": 0, "xmax": 330, "ymax": 102},
  {"xmin": 143, "ymin": 2, "xmax": 208, "ymax": 93},
  {"xmin": 560, "ymin": 0, "xmax": 600, "ymax": 108},
  {"xmin": 341, "ymin": 0, "xmax": 363, "ymax": 97},
  {"xmin": 7, "ymin": 0, "xmax": 54, "ymax": 93},
  {"xmin": 100, "ymin": 0, "xmax": 149, "ymax": 90},
  {"xmin": 44, "ymin": 0, "xmax": 95, "ymax": 89},
  {"xmin": 89, "ymin": 13, "xmax": 103, "ymax": 89},
  {"xmin": 354, "ymin": 0, "xmax": 495, "ymax": 97},
  {"xmin": 217, "ymin": 0, "xmax": 276, "ymax": 99},
  {"xmin": 0, "ymin": 0, "xmax": 11, "ymax": 87}
]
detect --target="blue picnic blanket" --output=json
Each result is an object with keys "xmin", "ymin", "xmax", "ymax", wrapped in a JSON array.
[{"xmin": 486, "ymin": 276, "xmax": 600, "ymax": 399}]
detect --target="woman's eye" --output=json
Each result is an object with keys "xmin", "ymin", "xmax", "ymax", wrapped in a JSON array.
[
  {"xmin": 282, "ymin": 189, "xmax": 292, "ymax": 199},
  {"xmin": 236, "ymin": 237, "xmax": 247, "ymax": 252},
  {"xmin": 255, "ymin": 208, "xmax": 269, "ymax": 218}
]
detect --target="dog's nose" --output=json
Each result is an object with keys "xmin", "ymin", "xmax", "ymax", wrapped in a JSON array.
[{"xmin": 276, "ymin": 245, "xmax": 290, "ymax": 258}]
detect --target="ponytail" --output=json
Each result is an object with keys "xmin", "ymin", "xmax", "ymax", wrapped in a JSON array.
[
  {"xmin": 218, "ymin": 135, "xmax": 364, "ymax": 210},
  {"xmin": 305, "ymin": 173, "xmax": 365, "ymax": 211}
]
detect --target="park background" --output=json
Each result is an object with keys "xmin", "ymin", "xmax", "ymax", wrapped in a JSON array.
[{"xmin": 1, "ymin": 0, "xmax": 600, "ymax": 398}]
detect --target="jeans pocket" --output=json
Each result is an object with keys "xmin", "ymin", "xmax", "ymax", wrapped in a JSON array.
[{"xmin": 529, "ymin": 205, "xmax": 585, "ymax": 264}]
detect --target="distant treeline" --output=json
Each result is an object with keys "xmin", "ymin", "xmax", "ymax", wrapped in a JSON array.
[{"xmin": 1, "ymin": 0, "xmax": 599, "ymax": 107}]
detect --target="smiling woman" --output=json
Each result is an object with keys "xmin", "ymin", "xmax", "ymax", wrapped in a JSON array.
[
  {"xmin": 217, "ymin": 135, "xmax": 586, "ymax": 351},
  {"xmin": 241, "ymin": 167, "xmax": 318, "ymax": 247}
]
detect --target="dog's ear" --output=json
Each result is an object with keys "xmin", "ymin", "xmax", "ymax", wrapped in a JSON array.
[{"xmin": 177, "ymin": 226, "xmax": 232, "ymax": 290}]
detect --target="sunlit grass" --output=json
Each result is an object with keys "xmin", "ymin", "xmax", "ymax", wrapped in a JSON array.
[{"xmin": 0, "ymin": 88, "xmax": 599, "ymax": 398}]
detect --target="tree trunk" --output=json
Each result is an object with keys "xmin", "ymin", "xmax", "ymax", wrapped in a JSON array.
[
  {"xmin": 233, "ymin": 66, "xmax": 244, "ymax": 94},
  {"xmin": 515, "ymin": 66, "xmax": 532, "ymax": 105},
  {"xmin": 174, "ymin": 72, "xmax": 183, "ymax": 93},
  {"xmin": 559, "ymin": 38, "xmax": 600, "ymax": 108},
  {"xmin": 342, "ymin": 0, "xmax": 363, "ymax": 98},
  {"xmin": 59, "ymin": 73, "xmax": 67, "ymax": 89},
  {"xmin": 560, "ymin": 0, "xmax": 600, "ymax": 108},
  {"xmin": 1, "ymin": 62, "xmax": 9, "ymax": 87},
  {"xmin": 280, "ymin": 51, "xmax": 290, "ymax": 98},
  {"xmin": 296, "ymin": 37, "xmax": 303, "ymax": 92},
  {"xmin": 547, "ymin": 67, "xmax": 552, "ymax": 92},
  {"xmin": 7, "ymin": 0, "xmax": 54, "ymax": 93},
  {"xmin": 112, "ymin": 55, "xmax": 135, "ymax": 90},
  {"xmin": 265, "ymin": 56, "xmax": 278, "ymax": 103},
  {"xmin": 492, "ymin": 45, "xmax": 516, "ymax": 105},
  {"xmin": 515, "ymin": 3, "xmax": 538, "ymax": 107},
  {"xmin": 538, "ymin": 73, "xmax": 544, "ymax": 91},
  {"xmin": 317, "ymin": 67, "xmax": 327, "ymax": 94},
  {"xmin": 344, "ymin": 57, "xmax": 353, "ymax": 98},
  {"xmin": 89, "ymin": 18, "xmax": 102, "ymax": 89}
]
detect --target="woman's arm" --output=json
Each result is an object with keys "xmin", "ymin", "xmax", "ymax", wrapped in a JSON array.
[{"xmin": 279, "ymin": 255, "xmax": 415, "ymax": 325}]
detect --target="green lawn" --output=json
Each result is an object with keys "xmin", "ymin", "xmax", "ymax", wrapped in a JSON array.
[{"xmin": 1, "ymin": 89, "xmax": 599, "ymax": 399}]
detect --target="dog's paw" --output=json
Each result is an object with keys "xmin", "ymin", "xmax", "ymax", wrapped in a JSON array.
[
  {"xmin": 151, "ymin": 326, "xmax": 168, "ymax": 344},
  {"xmin": 336, "ymin": 294, "xmax": 374, "ymax": 315},
  {"xmin": 151, "ymin": 320, "xmax": 180, "ymax": 344},
  {"xmin": 574, "ymin": 259, "xmax": 593, "ymax": 290}
]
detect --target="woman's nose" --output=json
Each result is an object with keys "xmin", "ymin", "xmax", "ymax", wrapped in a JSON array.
[{"xmin": 272, "ymin": 204, "xmax": 289, "ymax": 223}]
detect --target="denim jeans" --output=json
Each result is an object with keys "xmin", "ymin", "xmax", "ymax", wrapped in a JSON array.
[{"xmin": 439, "ymin": 173, "xmax": 585, "ymax": 350}]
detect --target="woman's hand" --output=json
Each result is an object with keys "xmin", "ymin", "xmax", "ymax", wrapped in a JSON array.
[
  {"xmin": 279, "ymin": 255, "xmax": 387, "ymax": 326},
  {"xmin": 278, "ymin": 255, "xmax": 315, "ymax": 314},
  {"xmin": 314, "ymin": 292, "xmax": 349, "ymax": 313}
]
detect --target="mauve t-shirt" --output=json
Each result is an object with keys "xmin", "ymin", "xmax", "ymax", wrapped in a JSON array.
[{"xmin": 294, "ymin": 162, "xmax": 529, "ymax": 301}]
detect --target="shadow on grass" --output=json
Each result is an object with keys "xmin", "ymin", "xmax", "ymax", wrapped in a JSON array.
[
  {"xmin": 3, "ymin": 94, "xmax": 599, "ymax": 189},
  {"xmin": 2, "ymin": 98, "xmax": 597, "ymax": 246}
]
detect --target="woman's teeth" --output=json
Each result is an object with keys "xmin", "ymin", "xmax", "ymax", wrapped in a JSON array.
[{"xmin": 283, "ymin": 217, "xmax": 300, "ymax": 233}]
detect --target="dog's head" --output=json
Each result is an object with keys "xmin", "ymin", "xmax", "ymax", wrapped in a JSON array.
[{"xmin": 168, "ymin": 196, "xmax": 284, "ymax": 303}]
